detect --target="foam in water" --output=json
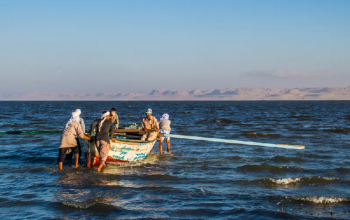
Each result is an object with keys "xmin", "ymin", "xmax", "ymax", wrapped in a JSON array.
[
  {"xmin": 291, "ymin": 196, "xmax": 350, "ymax": 204},
  {"xmin": 270, "ymin": 177, "xmax": 301, "ymax": 184},
  {"xmin": 269, "ymin": 176, "xmax": 339, "ymax": 185}
]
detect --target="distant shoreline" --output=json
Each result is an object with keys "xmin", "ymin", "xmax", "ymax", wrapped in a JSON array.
[
  {"xmin": 2, "ymin": 86, "xmax": 350, "ymax": 101},
  {"xmin": 1, "ymin": 100, "xmax": 350, "ymax": 102}
]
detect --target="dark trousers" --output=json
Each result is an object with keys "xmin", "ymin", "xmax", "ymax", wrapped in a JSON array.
[
  {"xmin": 58, "ymin": 147, "xmax": 79, "ymax": 163},
  {"xmin": 65, "ymin": 138, "xmax": 82, "ymax": 160}
]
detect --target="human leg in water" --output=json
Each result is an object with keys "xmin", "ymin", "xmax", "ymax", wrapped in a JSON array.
[
  {"xmin": 96, "ymin": 140, "xmax": 110, "ymax": 172},
  {"xmin": 166, "ymin": 140, "xmax": 171, "ymax": 153},
  {"xmin": 72, "ymin": 146, "xmax": 80, "ymax": 168},
  {"xmin": 58, "ymin": 148, "xmax": 67, "ymax": 170},
  {"xmin": 74, "ymin": 153, "xmax": 79, "ymax": 168},
  {"xmin": 159, "ymin": 139, "xmax": 163, "ymax": 155}
]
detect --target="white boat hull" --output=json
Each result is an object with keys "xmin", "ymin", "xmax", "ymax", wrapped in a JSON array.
[{"xmin": 82, "ymin": 138, "xmax": 156, "ymax": 165}]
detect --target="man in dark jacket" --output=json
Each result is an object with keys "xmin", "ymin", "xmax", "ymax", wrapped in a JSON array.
[{"xmin": 90, "ymin": 111, "xmax": 116, "ymax": 172}]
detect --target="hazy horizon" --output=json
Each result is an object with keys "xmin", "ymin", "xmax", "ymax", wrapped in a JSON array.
[{"xmin": 1, "ymin": 0, "xmax": 350, "ymax": 94}]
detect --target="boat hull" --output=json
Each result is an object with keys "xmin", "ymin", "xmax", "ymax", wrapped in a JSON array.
[{"xmin": 83, "ymin": 139, "xmax": 156, "ymax": 165}]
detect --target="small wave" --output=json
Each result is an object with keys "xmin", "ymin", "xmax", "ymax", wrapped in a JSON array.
[
  {"xmin": 242, "ymin": 176, "xmax": 340, "ymax": 188},
  {"xmin": 290, "ymin": 196, "xmax": 350, "ymax": 204},
  {"xmin": 237, "ymin": 164, "xmax": 303, "ymax": 173},
  {"xmin": 271, "ymin": 156, "xmax": 305, "ymax": 162},
  {"xmin": 229, "ymin": 156, "xmax": 242, "ymax": 160},
  {"xmin": 288, "ymin": 115, "xmax": 314, "ymax": 120},
  {"xmin": 336, "ymin": 167, "xmax": 350, "ymax": 173},
  {"xmin": 268, "ymin": 176, "xmax": 339, "ymax": 185},
  {"xmin": 323, "ymin": 128, "xmax": 350, "ymax": 133},
  {"xmin": 214, "ymin": 119, "xmax": 235, "ymax": 123},
  {"xmin": 263, "ymin": 128, "xmax": 276, "ymax": 131},
  {"xmin": 62, "ymin": 200, "xmax": 123, "ymax": 212},
  {"xmin": 189, "ymin": 188, "xmax": 210, "ymax": 197},
  {"xmin": 62, "ymin": 200, "xmax": 95, "ymax": 209},
  {"xmin": 243, "ymin": 132, "xmax": 281, "ymax": 138},
  {"xmin": 297, "ymin": 153, "xmax": 332, "ymax": 159},
  {"xmin": 289, "ymin": 128, "xmax": 319, "ymax": 132}
]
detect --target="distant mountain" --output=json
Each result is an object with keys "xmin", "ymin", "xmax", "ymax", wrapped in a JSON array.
[{"xmin": 2, "ymin": 86, "xmax": 350, "ymax": 100}]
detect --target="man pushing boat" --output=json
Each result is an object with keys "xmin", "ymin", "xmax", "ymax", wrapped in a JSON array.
[
  {"xmin": 90, "ymin": 111, "xmax": 116, "ymax": 172},
  {"xmin": 58, "ymin": 110, "xmax": 91, "ymax": 170},
  {"xmin": 141, "ymin": 108, "xmax": 159, "ymax": 141}
]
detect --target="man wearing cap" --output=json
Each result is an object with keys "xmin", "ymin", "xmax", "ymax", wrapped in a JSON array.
[{"xmin": 141, "ymin": 108, "xmax": 159, "ymax": 141}]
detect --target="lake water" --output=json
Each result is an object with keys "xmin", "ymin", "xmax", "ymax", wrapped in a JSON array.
[{"xmin": 1, "ymin": 101, "xmax": 350, "ymax": 219}]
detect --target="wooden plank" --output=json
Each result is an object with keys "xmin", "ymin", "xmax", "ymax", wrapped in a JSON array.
[
  {"xmin": 115, "ymin": 134, "xmax": 142, "ymax": 139},
  {"xmin": 114, "ymin": 129, "xmax": 141, "ymax": 133}
]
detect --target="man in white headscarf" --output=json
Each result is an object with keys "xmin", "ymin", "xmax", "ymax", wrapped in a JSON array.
[
  {"xmin": 74, "ymin": 109, "xmax": 85, "ymax": 132},
  {"xmin": 90, "ymin": 111, "xmax": 116, "ymax": 172},
  {"xmin": 58, "ymin": 111, "xmax": 91, "ymax": 170},
  {"xmin": 66, "ymin": 109, "xmax": 86, "ymax": 161},
  {"xmin": 159, "ymin": 113, "xmax": 171, "ymax": 154}
]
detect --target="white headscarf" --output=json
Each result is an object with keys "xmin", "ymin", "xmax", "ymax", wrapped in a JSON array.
[
  {"xmin": 75, "ymin": 109, "xmax": 81, "ymax": 115},
  {"xmin": 99, "ymin": 111, "xmax": 110, "ymax": 131},
  {"xmin": 65, "ymin": 111, "xmax": 81, "ymax": 128},
  {"xmin": 160, "ymin": 113, "xmax": 169, "ymax": 120}
]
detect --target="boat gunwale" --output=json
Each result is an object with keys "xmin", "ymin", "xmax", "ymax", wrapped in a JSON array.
[{"xmin": 113, "ymin": 138, "xmax": 155, "ymax": 145}]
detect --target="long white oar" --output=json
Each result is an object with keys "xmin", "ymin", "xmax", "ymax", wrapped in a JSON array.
[{"xmin": 164, "ymin": 134, "xmax": 305, "ymax": 150}]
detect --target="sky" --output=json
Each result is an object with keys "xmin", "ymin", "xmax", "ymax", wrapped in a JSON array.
[{"xmin": 0, "ymin": 0, "xmax": 350, "ymax": 94}]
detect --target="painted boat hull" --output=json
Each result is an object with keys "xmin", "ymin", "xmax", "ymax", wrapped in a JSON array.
[{"xmin": 82, "ymin": 138, "xmax": 156, "ymax": 165}]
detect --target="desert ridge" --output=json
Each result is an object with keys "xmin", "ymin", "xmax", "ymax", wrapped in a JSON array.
[{"xmin": 2, "ymin": 87, "xmax": 350, "ymax": 101}]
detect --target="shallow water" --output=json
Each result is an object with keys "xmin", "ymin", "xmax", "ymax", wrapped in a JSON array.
[{"xmin": 1, "ymin": 101, "xmax": 350, "ymax": 219}]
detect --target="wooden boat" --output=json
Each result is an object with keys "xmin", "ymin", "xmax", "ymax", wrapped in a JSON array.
[
  {"xmin": 87, "ymin": 139, "xmax": 156, "ymax": 165},
  {"xmin": 82, "ymin": 124, "xmax": 157, "ymax": 165}
]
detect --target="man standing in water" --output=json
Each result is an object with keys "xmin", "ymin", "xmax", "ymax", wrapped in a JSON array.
[
  {"xmin": 141, "ymin": 108, "xmax": 159, "ymax": 141},
  {"xmin": 159, "ymin": 113, "xmax": 171, "ymax": 154},
  {"xmin": 58, "ymin": 111, "xmax": 91, "ymax": 170},
  {"xmin": 90, "ymin": 111, "xmax": 116, "ymax": 172},
  {"xmin": 66, "ymin": 109, "xmax": 86, "ymax": 160},
  {"xmin": 110, "ymin": 107, "xmax": 119, "ymax": 129}
]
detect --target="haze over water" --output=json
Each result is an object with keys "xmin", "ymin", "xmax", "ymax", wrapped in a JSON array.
[{"xmin": 1, "ymin": 101, "xmax": 350, "ymax": 219}]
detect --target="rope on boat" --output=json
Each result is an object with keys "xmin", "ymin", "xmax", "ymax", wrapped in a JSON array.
[
  {"xmin": 165, "ymin": 134, "xmax": 305, "ymax": 150},
  {"xmin": 0, "ymin": 130, "xmax": 305, "ymax": 150}
]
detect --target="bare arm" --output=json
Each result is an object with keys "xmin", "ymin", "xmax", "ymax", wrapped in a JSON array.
[
  {"xmin": 76, "ymin": 123, "xmax": 85, "ymax": 139},
  {"xmin": 82, "ymin": 135, "xmax": 91, "ymax": 141},
  {"xmin": 90, "ymin": 119, "xmax": 99, "ymax": 136},
  {"xmin": 141, "ymin": 119, "xmax": 147, "ymax": 131},
  {"xmin": 154, "ymin": 118, "xmax": 159, "ymax": 132},
  {"xmin": 109, "ymin": 123, "xmax": 116, "ymax": 142},
  {"xmin": 80, "ymin": 118, "xmax": 86, "ymax": 133},
  {"xmin": 115, "ymin": 115, "xmax": 119, "ymax": 129}
]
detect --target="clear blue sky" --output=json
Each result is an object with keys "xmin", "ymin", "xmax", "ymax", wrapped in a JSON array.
[{"xmin": 0, "ymin": 0, "xmax": 349, "ymax": 94}]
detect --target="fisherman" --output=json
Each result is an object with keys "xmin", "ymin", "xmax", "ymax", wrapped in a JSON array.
[
  {"xmin": 58, "ymin": 111, "xmax": 91, "ymax": 170},
  {"xmin": 90, "ymin": 111, "xmax": 116, "ymax": 172},
  {"xmin": 141, "ymin": 108, "xmax": 159, "ymax": 141},
  {"xmin": 110, "ymin": 107, "xmax": 119, "ymax": 129},
  {"xmin": 66, "ymin": 109, "xmax": 86, "ymax": 160},
  {"xmin": 159, "ymin": 113, "xmax": 171, "ymax": 154}
]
